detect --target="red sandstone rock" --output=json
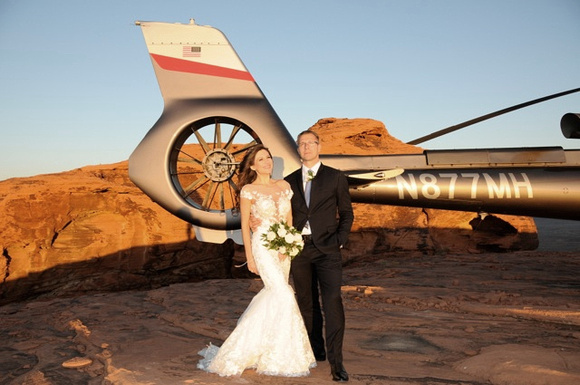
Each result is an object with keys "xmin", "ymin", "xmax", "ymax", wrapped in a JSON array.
[{"xmin": 0, "ymin": 163, "xmax": 236, "ymax": 304}]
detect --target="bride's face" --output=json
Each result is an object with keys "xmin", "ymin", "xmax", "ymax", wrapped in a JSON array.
[{"xmin": 252, "ymin": 149, "xmax": 273, "ymax": 176}]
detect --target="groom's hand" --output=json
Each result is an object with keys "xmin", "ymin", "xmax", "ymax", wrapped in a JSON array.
[{"xmin": 249, "ymin": 214, "xmax": 261, "ymax": 232}]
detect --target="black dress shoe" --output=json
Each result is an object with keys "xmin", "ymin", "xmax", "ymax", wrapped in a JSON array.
[{"xmin": 331, "ymin": 363, "xmax": 349, "ymax": 382}]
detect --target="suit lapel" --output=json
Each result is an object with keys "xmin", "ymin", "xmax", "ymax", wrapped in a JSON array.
[{"xmin": 291, "ymin": 170, "xmax": 307, "ymax": 207}]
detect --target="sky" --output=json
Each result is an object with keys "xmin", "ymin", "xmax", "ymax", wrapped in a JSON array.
[{"xmin": 1, "ymin": 0, "xmax": 579, "ymax": 181}]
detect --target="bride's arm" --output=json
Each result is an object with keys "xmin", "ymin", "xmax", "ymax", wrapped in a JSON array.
[
  {"xmin": 240, "ymin": 195, "xmax": 258, "ymax": 275},
  {"xmin": 286, "ymin": 210, "xmax": 293, "ymax": 228}
]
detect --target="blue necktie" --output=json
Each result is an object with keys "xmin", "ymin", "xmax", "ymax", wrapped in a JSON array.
[{"xmin": 305, "ymin": 169, "xmax": 313, "ymax": 207}]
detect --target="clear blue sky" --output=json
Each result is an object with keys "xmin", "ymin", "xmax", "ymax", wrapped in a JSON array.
[{"xmin": 1, "ymin": 0, "xmax": 579, "ymax": 181}]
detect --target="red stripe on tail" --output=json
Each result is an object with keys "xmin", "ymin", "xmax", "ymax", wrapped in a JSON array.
[{"xmin": 151, "ymin": 54, "xmax": 254, "ymax": 82}]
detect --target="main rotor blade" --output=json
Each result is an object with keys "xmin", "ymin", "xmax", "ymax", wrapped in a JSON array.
[{"xmin": 407, "ymin": 87, "xmax": 580, "ymax": 145}]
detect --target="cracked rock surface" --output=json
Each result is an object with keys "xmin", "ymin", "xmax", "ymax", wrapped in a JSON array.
[{"xmin": 1, "ymin": 251, "xmax": 579, "ymax": 385}]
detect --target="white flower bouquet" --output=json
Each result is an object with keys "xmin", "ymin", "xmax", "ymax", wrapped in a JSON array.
[{"xmin": 261, "ymin": 221, "xmax": 304, "ymax": 259}]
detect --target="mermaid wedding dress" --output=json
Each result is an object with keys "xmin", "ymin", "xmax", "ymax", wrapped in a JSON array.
[{"xmin": 197, "ymin": 185, "xmax": 316, "ymax": 377}]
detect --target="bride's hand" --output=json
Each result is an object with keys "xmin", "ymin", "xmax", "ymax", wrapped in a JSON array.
[
  {"xmin": 247, "ymin": 259, "xmax": 259, "ymax": 275},
  {"xmin": 278, "ymin": 252, "xmax": 288, "ymax": 262}
]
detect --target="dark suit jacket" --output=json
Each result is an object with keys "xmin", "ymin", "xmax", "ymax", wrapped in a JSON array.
[{"xmin": 286, "ymin": 164, "xmax": 354, "ymax": 254}]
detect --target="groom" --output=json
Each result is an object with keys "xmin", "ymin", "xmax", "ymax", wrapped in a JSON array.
[{"xmin": 285, "ymin": 130, "xmax": 354, "ymax": 382}]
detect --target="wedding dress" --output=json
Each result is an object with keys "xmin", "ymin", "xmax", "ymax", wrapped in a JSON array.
[{"xmin": 197, "ymin": 185, "xmax": 316, "ymax": 377}]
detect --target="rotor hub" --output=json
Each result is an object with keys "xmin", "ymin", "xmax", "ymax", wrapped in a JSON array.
[{"xmin": 202, "ymin": 149, "xmax": 237, "ymax": 182}]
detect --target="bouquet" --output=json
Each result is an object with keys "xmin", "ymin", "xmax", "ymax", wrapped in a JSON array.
[{"xmin": 261, "ymin": 221, "xmax": 304, "ymax": 259}]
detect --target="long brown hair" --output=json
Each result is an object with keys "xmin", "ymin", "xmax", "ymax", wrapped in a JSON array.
[{"xmin": 236, "ymin": 144, "xmax": 272, "ymax": 205}]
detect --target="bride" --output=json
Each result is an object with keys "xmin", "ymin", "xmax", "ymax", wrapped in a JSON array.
[{"xmin": 197, "ymin": 144, "xmax": 316, "ymax": 377}]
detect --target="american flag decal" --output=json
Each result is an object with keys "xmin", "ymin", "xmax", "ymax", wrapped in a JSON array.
[{"xmin": 183, "ymin": 46, "xmax": 201, "ymax": 57}]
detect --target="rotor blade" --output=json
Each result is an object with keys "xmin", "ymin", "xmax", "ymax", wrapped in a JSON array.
[
  {"xmin": 202, "ymin": 181, "xmax": 217, "ymax": 209},
  {"xmin": 177, "ymin": 149, "xmax": 203, "ymax": 165},
  {"xmin": 183, "ymin": 175, "xmax": 209, "ymax": 198},
  {"xmin": 223, "ymin": 124, "xmax": 242, "ymax": 151},
  {"xmin": 214, "ymin": 120, "xmax": 222, "ymax": 149},
  {"xmin": 231, "ymin": 140, "xmax": 258, "ymax": 155},
  {"xmin": 228, "ymin": 178, "xmax": 240, "ymax": 195},
  {"xmin": 407, "ymin": 87, "xmax": 580, "ymax": 145},
  {"xmin": 192, "ymin": 128, "xmax": 212, "ymax": 153},
  {"xmin": 215, "ymin": 182, "xmax": 223, "ymax": 210}
]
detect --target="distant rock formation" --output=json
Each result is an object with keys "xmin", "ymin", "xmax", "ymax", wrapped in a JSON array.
[
  {"xmin": 0, "ymin": 118, "xmax": 537, "ymax": 304},
  {"xmin": 0, "ymin": 163, "xmax": 239, "ymax": 305}
]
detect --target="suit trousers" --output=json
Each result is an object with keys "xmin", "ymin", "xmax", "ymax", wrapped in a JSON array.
[{"xmin": 291, "ymin": 240, "xmax": 345, "ymax": 366}]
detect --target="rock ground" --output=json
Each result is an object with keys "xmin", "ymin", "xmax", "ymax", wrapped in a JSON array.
[{"xmin": 1, "ymin": 250, "xmax": 579, "ymax": 385}]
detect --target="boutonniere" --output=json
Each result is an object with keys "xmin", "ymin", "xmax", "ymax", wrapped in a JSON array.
[{"xmin": 306, "ymin": 170, "xmax": 315, "ymax": 182}]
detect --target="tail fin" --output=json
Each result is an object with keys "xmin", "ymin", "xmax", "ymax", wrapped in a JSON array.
[
  {"xmin": 136, "ymin": 19, "xmax": 260, "ymax": 101},
  {"xmin": 130, "ymin": 20, "xmax": 300, "ymax": 243}
]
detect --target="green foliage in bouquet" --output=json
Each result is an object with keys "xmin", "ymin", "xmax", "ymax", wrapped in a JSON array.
[{"xmin": 261, "ymin": 221, "xmax": 304, "ymax": 259}]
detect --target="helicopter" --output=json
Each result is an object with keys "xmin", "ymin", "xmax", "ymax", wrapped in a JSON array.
[{"xmin": 129, "ymin": 19, "xmax": 580, "ymax": 244}]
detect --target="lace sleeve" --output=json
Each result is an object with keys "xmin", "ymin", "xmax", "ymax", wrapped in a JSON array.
[
  {"xmin": 240, "ymin": 186, "xmax": 253, "ymax": 200},
  {"xmin": 284, "ymin": 187, "xmax": 293, "ymax": 200}
]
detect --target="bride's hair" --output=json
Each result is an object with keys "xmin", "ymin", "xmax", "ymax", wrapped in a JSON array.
[{"xmin": 236, "ymin": 144, "xmax": 272, "ymax": 205}]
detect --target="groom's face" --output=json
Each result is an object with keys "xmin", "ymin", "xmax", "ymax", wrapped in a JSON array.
[{"xmin": 297, "ymin": 133, "xmax": 321, "ymax": 163}]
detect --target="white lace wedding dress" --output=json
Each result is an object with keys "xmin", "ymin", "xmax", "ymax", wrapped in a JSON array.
[{"xmin": 197, "ymin": 185, "xmax": 316, "ymax": 377}]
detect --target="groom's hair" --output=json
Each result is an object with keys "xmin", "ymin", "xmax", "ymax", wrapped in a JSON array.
[{"xmin": 296, "ymin": 130, "xmax": 319, "ymax": 145}]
